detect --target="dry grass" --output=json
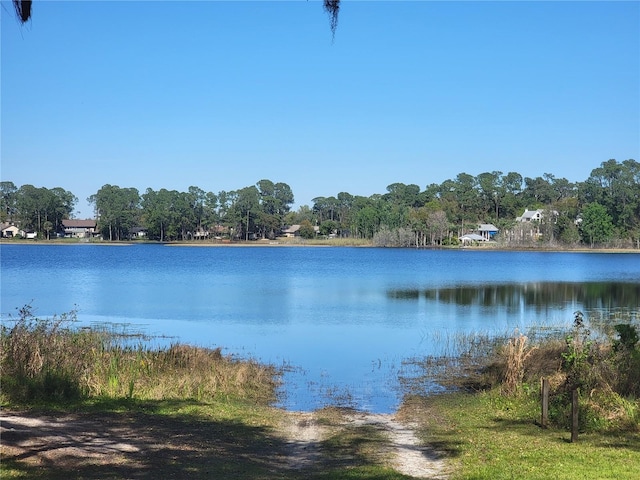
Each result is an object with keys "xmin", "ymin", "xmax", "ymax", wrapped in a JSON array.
[
  {"xmin": 501, "ymin": 331, "xmax": 538, "ymax": 396},
  {"xmin": 0, "ymin": 306, "xmax": 279, "ymax": 406}
]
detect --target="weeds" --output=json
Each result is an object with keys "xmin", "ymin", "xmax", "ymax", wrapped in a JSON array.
[
  {"xmin": 0, "ymin": 306, "xmax": 280, "ymax": 406},
  {"xmin": 561, "ymin": 311, "xmax": 596, "ymax": 391},
  {"xmin": 501, "ymin": 331, "xmax": 537, "ymax": 396},
  {"xmin": 400, "ymin": 312, "xmax": 640, "ymax": 435}
]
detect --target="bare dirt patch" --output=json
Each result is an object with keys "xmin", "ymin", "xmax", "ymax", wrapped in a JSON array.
[
  {"xmin": 2, "ymin": 408, "xmax": 449, "ymax": 478},
  {"xmin": 280, "ymin": 411, "xmax": 327, "ymax": 470},
  {"xmin": 1, "ymin": 408, "xmax": 291, "ymax": 479},
  {"xmin": 340, "ymin": 411, "xmax": 449, "ymax": 479},
  {"xmin": 278, "ymin": 409, "xmax": 449, "ymax": 478}
]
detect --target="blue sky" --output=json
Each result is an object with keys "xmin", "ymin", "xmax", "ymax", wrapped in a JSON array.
[{"xmin": 2, "ymin": 1, "xmax": 638, "ymax": 218}]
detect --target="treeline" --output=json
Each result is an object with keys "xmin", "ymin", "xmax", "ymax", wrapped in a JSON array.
[
  {"xmin": 0, "ymin": 184, "xmax": 76, "ymax": 239},
  {"xmin": 90, "ymin": 181, "xmax": 294, "ymax": 242},
  {"xmin": 1, "ymin": 159, "xmax": 639, "ymax": 247}
]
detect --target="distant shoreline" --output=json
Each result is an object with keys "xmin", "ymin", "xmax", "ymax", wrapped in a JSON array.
[{"xmin": 1, "ymin": 238, "xmax": 638, "ymax": 253}]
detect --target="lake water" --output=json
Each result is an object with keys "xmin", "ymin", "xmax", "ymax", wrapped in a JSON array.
[{"xmin": 1, "ymin": 244, "xmax": 639, "ymax": 413}]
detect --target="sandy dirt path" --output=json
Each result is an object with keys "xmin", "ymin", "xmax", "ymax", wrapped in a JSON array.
[
  {"xmin": 281, "ymin": 410, "xmax": 449, "ymax": 478},
  {"xmin": 2, "ymin": 409, "xmax": 448, "ymax": 478}
]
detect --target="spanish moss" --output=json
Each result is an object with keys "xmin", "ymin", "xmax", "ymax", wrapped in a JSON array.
[
  {"xmin": 324, "ymin": 0, "xmax": 340, "ymax": 40},
  {"xmin": 13, "ymin": 0, "xmax": 31, "ymax": 23}
]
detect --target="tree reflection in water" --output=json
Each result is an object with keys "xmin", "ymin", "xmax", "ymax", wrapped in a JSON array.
[{"xmin": 388, "ymin": 282, "xmax": 640, "ymax": 312}]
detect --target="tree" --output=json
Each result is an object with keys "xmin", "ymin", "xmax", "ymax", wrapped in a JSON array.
[
  {"xmin": 0, "ymin": 181, "xmax": 18, "ymax": 223},
  {"xmin": 319, "ymin": 219, "xmax": 338, "ymax": 236},
  {"xmin": 286, "ymin": 205, "xmax": 314, "ymax": 226},
  {"xmin": 230, "ymin": 186, "xmax": 260, "ymax": 240},
  {"xmin": 274, "ymin": 182, "xmax": 294, "ymax": 214},
  {"xmin": 451, "ymin": 173, "xmax": 481, "ymax": 234},
  {"xmin": 187, "ymin": 186, "xmax": 207, "ymax": 236},
  {"xmin": 256, "ymin": 180, "xmax": 294, "ymax": 239},
  {"xmin": 216, "ymin": 190, "xmax": 234, "ymax": 228},
  {"xmin": 50, "ymin": 187, "xmax": 77, "ymax": 231},
  {"xmin": 203, "ymin": 191, "xmax": 220, "ymax": 232},
  {"xmin": 476, "ymin": 171, "xmax": 503, "ymax": 221},
  {"xmin": 355, "ymin": 206, "xmax": 380, "ymax": 239},
  {"xmin": 501, "ymin": 172, "xmax": 524, "ymax": 219},
  {"xmin": 43, "ymin": 220, "xmax": 53, "ymax": 240},
  {"xmin": 141, "ymin": 188, "xmax": 173, "ymax": 242},
  {"xmin": 409, "ymin": 205, "xmax": 430, "ymax": 247},
  {"xmin": 312, "ymin": 196, "xmax": 339, "ymax": 223},
  {"xmin": 298, "ymin": 219, "xmax": 316, "ymax": 239},
  {"xmin": 426, "ymin": 210, "xmax": 449, "ymax": 246},
  {"xmin": 580, "ymin": 159, "xmax": 640, "ymax": 236},
  {"xmin": 14, "ymin": 184, "xmax": 42, "ymax": 232},
  {"xmin": 523, "ymin": 175, "xmax": 555, "ymax": 207},
  {"xmin": 580, "ymin": 203, "xmax": 614, "ymax": 247},
  {"xmin": 172, "ymin": 191, "xmax": 196, "ymax": 240},
  {"xmin": 16, "ymin": 184, "xmax": 76, "ymax": 235},
  {"xmin": 553, "ymin": 197, "xmax": 580, "ymax": 245},
  {"xmin": 385, "ymin": 183, "xmax": 422, "ymax": 208},
  {"xmin": 336, "ymin": 191, "xmax": 354, "ymax": 231},
  {"xmin": 90, "ymin": 185, "xmax": 139, "ymax": 241}
]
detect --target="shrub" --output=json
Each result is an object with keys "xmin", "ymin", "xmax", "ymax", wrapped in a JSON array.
[{"xmin": 612, "ymin": 323, "xmax": 640, "ymax": 397}]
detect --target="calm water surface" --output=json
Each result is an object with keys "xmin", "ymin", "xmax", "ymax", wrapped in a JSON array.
[{"xmin": 2, "ymin": 244, "xmax": 639, "ymax": 412}]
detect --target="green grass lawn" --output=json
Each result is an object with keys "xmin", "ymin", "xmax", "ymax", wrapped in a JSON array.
[{"xmin": 404, "ymin": 390, "xmax": 639, "ymax": 480}]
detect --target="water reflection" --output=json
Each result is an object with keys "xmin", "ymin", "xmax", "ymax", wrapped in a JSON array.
[{"xmin": 388, "ymin": 282, "xmax": 640, "ymax": 311}]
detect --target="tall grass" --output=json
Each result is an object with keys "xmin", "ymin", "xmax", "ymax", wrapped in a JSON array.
[
  {"xmin": 400, "ymin": 316, "xmax": 640, "ymax": 434},
  {"xmin": 282, "ymin": 237, "xmax": 372, "ymax": 247},
  {"xmin": 501, "ymin": 331, "xmax": 537, "ymax": 396},
  {"xmin": 0, "ymin": 306, "xmax": 279, "ymax": 405}
]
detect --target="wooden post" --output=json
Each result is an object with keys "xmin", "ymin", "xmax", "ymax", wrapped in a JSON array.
[
  {"xmin": 571, "ymin": 389, "xmax": 579, "ymax": 442},
  {"xmin": 541, "ymin": 378, "xmax": 549, "ymax": 428}
]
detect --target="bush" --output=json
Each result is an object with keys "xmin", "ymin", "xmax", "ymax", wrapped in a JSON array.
[{"xmin": 612, "ymin": 323, "xmax": 640, "ymax": 397}]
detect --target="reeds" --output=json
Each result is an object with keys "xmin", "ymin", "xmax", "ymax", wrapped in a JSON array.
[
  {"xmin": 501, "ymin": 331, "xmax": 537, "ymax": 396},
  {"xmin": 1, "ymin": 306, "xmax": 279, "ymax": 405},
  {"xmin": 400, "ymin": 319, "xmax": 640, "ymax": 433}
]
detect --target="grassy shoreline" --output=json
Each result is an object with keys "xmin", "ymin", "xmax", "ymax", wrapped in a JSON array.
[
  {"xmin": 400, "ymin": 390, "xmax": 640, "ymax": 480},
  {"xmin": 2, "ymin": 308, "xmax": 639, "ymax": 478},
  {"xmin": 2, "ymin": 237, "xmax": 639, "ymax": 253}
]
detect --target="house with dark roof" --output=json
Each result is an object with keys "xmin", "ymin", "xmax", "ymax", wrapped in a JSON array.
[
  {"xmin": 281, "ymin": 225, "xmax": 301, "ymax": 237},
  {"xmin": 129, "ymin": 226, "xmax": 147, "ymax": 239},
  {"xmin": 62, "ymin": 219, "xmax": 98, "ymax": 238},
  {"xmin": 281, "ymin": 225, "xmax": 320, "ymax": 238}
]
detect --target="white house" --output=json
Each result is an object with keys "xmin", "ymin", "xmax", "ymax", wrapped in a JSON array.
[
  {"xmin": 1, "ymin": 223, "xmax": 22, "ymax": 238},
  {"xmin": 516, "ymin": 209, "xmax": 544, "ymax": 222},
  {"xmin": 477, "ymin": 224, "xmax": 499, "ymax": 241},
  {"xmin": 459, "ymin": 233, "xmax": 487, "ymax": 244}
]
